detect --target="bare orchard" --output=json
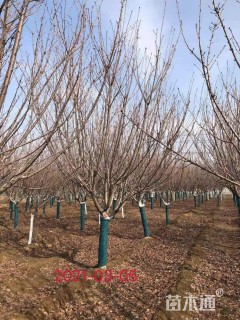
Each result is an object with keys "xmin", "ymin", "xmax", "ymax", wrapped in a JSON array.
[{"xmin": 0, "ymin": 1, "xmax": 239, "ymax": 320}]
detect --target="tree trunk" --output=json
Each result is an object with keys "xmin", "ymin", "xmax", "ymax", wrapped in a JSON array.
[
  {"xmin": 80, "ymin": 202, "xmax": 85, "ymax": 230},
  {"xmin": 14, "ymin": 203, "xmax": 19, "ymax": 228},
  {"xmin": 28, "ymin": 214, "xmax": 34, "ymax": 245},
  {"xmin": 97, "ymin": 217, "xmax": 109, "ymax": 268},
  {"xmin": 139, "ymin": 201, "xmax": 150, "ymax": 237},
  {"xmin": 56, "ymin": 200, "xmax": 60, "ymax": 219},
  {"xmin": 165, "ymin": 204, "xmax": 169, "ymax": 225}
]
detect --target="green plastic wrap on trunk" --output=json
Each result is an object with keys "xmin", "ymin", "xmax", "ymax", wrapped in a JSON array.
[
  {"xmin": 80, "ymin": 202, "xmax": 85, "ymax": 230},
  {"xmin": 10, "ymin": 200, "xmax": 14, "ymax": 219},
  {"xmin": 98, "ymin": 217, "xmax": 109, "ymax": 267},
  {"xmin": 150, "ymin": 196, "xmax": 154, "ymax": 209},
  {"xmin": 166, "ymin": 205, "xmax": 169, "ymax": 225},
  {"xmin": 139, "ymin": 205, "xmax": 150, "ymax": 237},
  {"xmin": 198, "ymin": 194, "xmax": 201, "ymax": 206},
  {"xmin": 14, "ymin": 204, "xmax": 18, "ymax": 228},
  {"xmin": 113, "ymin": 199, "xmax": 117, "ymax": 211}
]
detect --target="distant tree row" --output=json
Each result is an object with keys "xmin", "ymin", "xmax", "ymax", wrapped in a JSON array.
[{"xmin": 0, "ymin": 0, "xmax": 239, "ymax": 213}]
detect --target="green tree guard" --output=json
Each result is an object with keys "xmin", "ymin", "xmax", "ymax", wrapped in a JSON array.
[
  {"xmin": 49, "ymin": 196, "xmax": 52, "ymax": 208},
  {"xmin": 150, "ymin": 195, "xmax": 154, "ymax": 209},
  {"xmin": 237, "ymin": 196, "xmax": 240, "ymax": 215},
  {"xmin": 10, "ymin": 200, "xmax": 14, "ymax": 219},
  {"xmin": 80, "ymin": 202, "xmax": 85, "ymax": 230},
  {"xmin": 112, "ymin": 198, "xmax": 117, "ymax": 210},
  {"xmin": 198, "ymin": 194, "xmax": 201, "ymax": 206},
  {"xmin": 14, "ymin": 202, "xmax": 19, "ymax": 228},
  {"xmin": 166, "ymin": 204, "xmax": 170, "ymax": 225},
  {"xmin": 50, "ymin": 196, "xmax": 55, "ymax": 208},
  {"xmin": 56, "ymin": 198, "xmax": 60, "ymax": 219},
  {"xmin": 194, "ymin": 195, "xmax": 197, "ymax": 207},
  {"xmin": 112, "ymin": 198, "xmax": 117, "ymax": 218},
  {"xmin": 98, "ymin": 217, "xmax": 109, "ymax": 267},
  {"xmin": 25, "ymin": 196, "xmax": 29, "ymax": 212},
  {"xmin": 201, "ymin": 194, "xmax": 204, "ymax": 204},
  {"xmin": 139, "ymin": 201, "xmax": 150, "ymax": 237}
]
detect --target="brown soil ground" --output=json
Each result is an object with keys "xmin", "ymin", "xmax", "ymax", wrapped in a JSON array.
[{"xmin": 0, "ymin": 195, "xmax": 239, "ymax": 320}]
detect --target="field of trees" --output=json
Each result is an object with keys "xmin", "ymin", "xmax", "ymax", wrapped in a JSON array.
[{"xmin": 0, "ymin": 0, "xmax": 239, "ymax": 319}]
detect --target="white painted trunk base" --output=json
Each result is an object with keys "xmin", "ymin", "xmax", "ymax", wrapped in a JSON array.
[
  {"xmin": 28, "ymin": 214, "xmax": 34, "ymax": 245},
  {"xmin": 121, "ymin": 207, "xmax": 124, "ymax": 218}
]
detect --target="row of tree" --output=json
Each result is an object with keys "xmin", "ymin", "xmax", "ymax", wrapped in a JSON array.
[{"xmin": 0, "ymin": 0, "xmax": 239, "ymax": 214}]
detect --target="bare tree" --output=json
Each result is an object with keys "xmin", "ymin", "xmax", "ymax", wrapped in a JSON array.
[
  {"xmin": 176, "ymin": 0, "xmax": 240, "ymax": 195},
  {"xmin": 0, "ymin": 0, "xmax": 93, "ymax": 193},
  {"xmin": 48, "ymin": 0, "xmax": 191, "ymax": 267}
]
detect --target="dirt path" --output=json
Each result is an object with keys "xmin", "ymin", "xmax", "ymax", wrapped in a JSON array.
[{"xmin": 0, "ymin": 196, "xmax": 239, "ymax": 320}]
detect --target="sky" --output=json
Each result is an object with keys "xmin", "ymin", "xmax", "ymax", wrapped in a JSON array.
[
  {"xmin": 95, "ymin": 0, "xmax": 240, "ymax": 99},
  {"xmin": 20, "ymin": 0, "xmax": 240, "ymax": 106}
]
